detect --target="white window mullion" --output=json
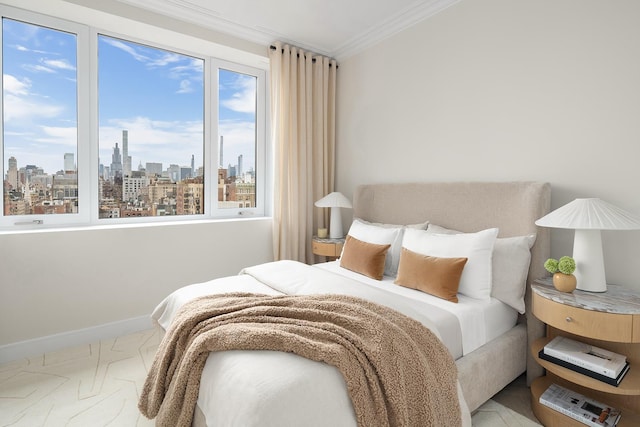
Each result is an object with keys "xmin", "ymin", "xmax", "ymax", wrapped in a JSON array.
[
  {"xmin": 205, "ymin": 57, "xmax": 216, "ymax": 217},
  {"xmin": 88, "ymin": 28, "xmax": 100, "ymax": 224},
  {"xmin": 75, "ymin": 24, "xmax": 91, "ymax": 226},
  {"xmin": 255, "ymin": 66, "xmax": 268, "ymax": 217}
]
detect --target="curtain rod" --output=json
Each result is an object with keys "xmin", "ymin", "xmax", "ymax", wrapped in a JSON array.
[{"xmin": 269, "ymin": 44, "xmax": 338, "ymax": 68}]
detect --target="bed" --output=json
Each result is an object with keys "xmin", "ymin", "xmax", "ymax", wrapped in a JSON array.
[{"xmin": 140, "ymin": 181, "xmax": 551, "ymax": 426}]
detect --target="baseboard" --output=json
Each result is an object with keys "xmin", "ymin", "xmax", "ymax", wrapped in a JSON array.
[{"xmin": 0, "ymin": 315, "xmax": 153, "ymax": 364}]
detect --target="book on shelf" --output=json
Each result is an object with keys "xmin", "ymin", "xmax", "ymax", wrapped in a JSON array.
[
  {"xmin": 538, "ymin": 349, "xmax": 630, "ymax": 386},
  {"xmin": 544, "ymin": 336, "xmax": 627, "ymax": 379},
  {"xmin": 539, "ymin": 383, "xmax": 622, "ymax": 427}
]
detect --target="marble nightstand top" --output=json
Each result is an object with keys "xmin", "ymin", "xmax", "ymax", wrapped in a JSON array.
[{"xmin": 533, "ymin": 278, "xmax": 640, "ymax": 315}]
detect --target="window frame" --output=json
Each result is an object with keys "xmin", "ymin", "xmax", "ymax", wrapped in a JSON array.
[
  {"xmin": 210, "ymin": 59, "xmax": 267, "ymax": 219},
  {"xmin": 0, "ymin": 5, "xmax": 268, "ymax": 231},
  {"xmin": 0, "ymin": 6, "xmax": 91, "ymax": 229}
]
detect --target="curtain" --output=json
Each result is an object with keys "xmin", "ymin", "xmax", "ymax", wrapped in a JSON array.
[{"xmin": 269, "ymin": 41, "xmax": 337, "ymax": 263}]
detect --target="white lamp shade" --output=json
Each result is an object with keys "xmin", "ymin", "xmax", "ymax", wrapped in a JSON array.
[
  {"xmin": 535, "ymin": 198, "xmax": 640, "ymax": 292},
  {"xmin": 315, "ymin": 192, "xmax": 352, "ymax": 239},
  {"xmin": 314, "ymin": 192, "xmax": 352, "ymax": 208},
  {"xmin": 535, "ymin": 198, "xmax": 640, "ymax": 230}
]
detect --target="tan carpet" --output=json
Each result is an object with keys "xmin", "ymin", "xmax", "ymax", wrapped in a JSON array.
[{"xmin": 0, "ymin": 329, "xmax": 541, "ymax": 426}]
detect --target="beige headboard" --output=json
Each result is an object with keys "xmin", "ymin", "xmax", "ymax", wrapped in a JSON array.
[{"xmin": 352, "ymin": 181, "xmax": 551, "ymax": 381}]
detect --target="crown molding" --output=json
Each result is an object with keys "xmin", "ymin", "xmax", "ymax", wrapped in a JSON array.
[
  {"xmin": 116, "ymin": 0, "xmax": 277, "ymax": 45},
  {"xmin": 117, "ymin": 0, "xmax": 460, "ymax": 60},
  {"xmin": 333, "ymin": 0, "xmax": 461, "ymax": 61}
]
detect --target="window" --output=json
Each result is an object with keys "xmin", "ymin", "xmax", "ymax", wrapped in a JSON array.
[
  {"xmin": 217, "ymin": 69, "xmax": 257, "ymax": 210},
  {"xmin": 1, "ymin": 12, "xmax": 88, "ymax": 227},
  {"xmin": 0, "ymin": 5, "xmax": 267, "ymax": 230},
  {"xmin": 97, "ymin": 35, "xmax": 204, "ymax": 219}
]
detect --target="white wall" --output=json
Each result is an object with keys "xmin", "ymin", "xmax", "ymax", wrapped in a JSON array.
[
  {"xmin": 0, "ymin": 220, "xmax": 273, "ymax": 346},
  {"xmin": 0, "ymin": 0, "xmax": 274, "ymax": 352},
  {"xmin": 336, "ymin": 0, "xmax": 640, "ymax": 291}
]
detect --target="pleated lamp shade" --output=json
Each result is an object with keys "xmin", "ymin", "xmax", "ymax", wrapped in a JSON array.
[
  {"xmin": 315, "ymin": 192, "xmax": 352, "ymax": 239},
  {"xmin": 535, "ymin": 198, "xmax": 640, "ymax": 292}
]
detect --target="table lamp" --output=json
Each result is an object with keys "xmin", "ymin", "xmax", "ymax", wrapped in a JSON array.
[
  {"xmin": 535, "ymin": 198, "xmax": 640, "ymax": 292},
  {"xmin": 315, "ymin": 192, "xmax": 352, "ymax": 239}
]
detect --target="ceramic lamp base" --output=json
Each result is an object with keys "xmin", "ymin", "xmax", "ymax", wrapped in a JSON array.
[{"xmin": 328, "ymin": 207, "xmax": 343, "ymax": 239}]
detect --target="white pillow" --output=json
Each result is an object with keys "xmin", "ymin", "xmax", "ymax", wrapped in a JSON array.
[
  {"xmin": 492, "ymin": 235, "xmax": 536, "ymax": 313},
  {"xmin": 402, "ymin": 227, "xmax": 499, "ymax": 301},
  {"xmin": 346, "ymin": 219, "xmax": 404, "ymax": 277},
  {"xmin": 427, "ymin": 224, "xmax": 536, "ymax": 313}
]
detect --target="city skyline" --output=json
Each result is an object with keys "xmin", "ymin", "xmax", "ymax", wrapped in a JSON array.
[
  {"xmin": 2, "ymin": 17, "xmax": 257, "ymax": 180},
  {"xmin": 5, "ymin": 133, "xmax": 248, "ymax": 182}
]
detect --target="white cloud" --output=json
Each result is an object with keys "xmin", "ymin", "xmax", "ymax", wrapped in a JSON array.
[
  {"xmin": 189, "ymin": 58, "xmax": 203, "ymax": 73},
  {"xmin": 21, "ymin": 59, "xmax": 74, "ymax": 75},
  {"xmin": 3, "ymin": 94, "xmax": 63, "ymax": 122},
  {"xmin": 149, "ymin": 52, "xmax": 182, "ymax": 67},
  {"xmin": 39, "ymin": 126, "xmax": 77, "ymax": 145},
  {"xmin": 101, "ymin": 38, "xmax": 150, "ymax": 63},
  {"xmin": 13, "ymin": 44, "xmax": 50, "ymax": 55},
  {"xmin": 221, "ymin": 76, "xmax": 256, "ymax": 114},
  {"xmin": 169, "ymin": 64, "xmax": 203, "ymax": 83},
  {"xmin": 99, "ymin": 116, "xmax": 204, "ymax": 168},
  {"xmin": 2, "ymin": 74, "xmax": 64, "ymax": 122},
  {"xmin": 176, "ymin": 79, "xmax": 193, "ymax": 94},
  {"xmin": 3, "ymin": 74, "xmax": 31, "ymax": 95},
  {"xmin": 23, "ymin": 64, "xmax": 55, "ymax": 73},
  {"xmin": 42, "ymin": 59, "xmax": 76, "ymax": 71}
]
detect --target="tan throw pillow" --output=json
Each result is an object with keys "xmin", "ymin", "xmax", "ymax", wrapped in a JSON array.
[
  {"xmin": 340, "ymin": 235, "xmax": 391, "ymax": 280},
  {"xmin": 394, "ymin": 247, "xmax": 468, "ymax": 303}
]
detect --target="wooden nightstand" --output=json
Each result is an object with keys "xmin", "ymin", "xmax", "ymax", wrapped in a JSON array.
[
  {"xmin": 312, "ymin": 236, "xmax": 344, "ymax": 261},
  {"xmin": 530, "ymin": 279, "xmax": 640, "ymax": 426}
]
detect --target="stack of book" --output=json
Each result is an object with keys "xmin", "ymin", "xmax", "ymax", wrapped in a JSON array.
[
  {"xmin": 539, "ymin": 336, "xmax": 630, "ymax": 386},
  {"xmin": 540, "ymin": 383, "xmax": 621, "ymax": 427}
]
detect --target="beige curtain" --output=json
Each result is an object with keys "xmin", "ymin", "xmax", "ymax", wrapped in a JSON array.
[{"xmin": 269, "ymin": 41, "xmax": 337, "ymax": 263}]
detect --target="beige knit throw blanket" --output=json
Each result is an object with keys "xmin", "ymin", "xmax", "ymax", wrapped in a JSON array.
[{"xmin": 138, "ymin": 292, "xmax": 461, "ymax": 427}]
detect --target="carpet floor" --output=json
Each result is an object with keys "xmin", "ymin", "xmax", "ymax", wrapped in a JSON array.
[{"xmin": 0, "ymin": 328, "xmax": 541, "ymax": 426}]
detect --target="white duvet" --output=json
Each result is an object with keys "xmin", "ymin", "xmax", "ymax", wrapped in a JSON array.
[{"xmin": 151, "ymin": 260, "xmax": 472, "ymax": 427}]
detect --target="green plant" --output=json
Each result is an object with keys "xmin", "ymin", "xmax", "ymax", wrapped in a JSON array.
[
  {"xmin": 544, "ymin": 258, "xmax": 559, "ymax": 274},
  {"xmin": 544, "ymin": 256, "xmax": 576, "ymax": 275}
]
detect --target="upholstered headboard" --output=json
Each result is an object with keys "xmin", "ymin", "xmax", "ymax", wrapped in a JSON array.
[{"xmin": 352, "ymin": 181, "xmax": 551, "ymax": 382}]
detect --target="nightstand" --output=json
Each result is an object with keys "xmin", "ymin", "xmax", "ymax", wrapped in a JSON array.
[
  {"xmin": 530, "ymin": 279, "xmax": 640, "ymax": 426},
  {"xmin": 312, "ymin": 236, "xmax": 344, "ymax": 261}
]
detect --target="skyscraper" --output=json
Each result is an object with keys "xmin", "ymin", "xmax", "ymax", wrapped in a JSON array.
[
  {"xmin": 122, "ymin": 130, "xmax": 132, "ymax": 176},
  {"xmin": 7, "ymin": 156, "xmax": 18, "ymax": 189},
  {"xmin": 64, "ymin": 153, "xmax": 75, "ymax": 173},
  {"xmin": 146, "ymin": 162, "xmax": 163, "ymax": 176},
  {"xmin": 111, "ymin": 143, "xmax": 122, "ymax": 178},
  {"xmin": 237, "ymin": 154, "xmax": 243, "ymax": 178}
]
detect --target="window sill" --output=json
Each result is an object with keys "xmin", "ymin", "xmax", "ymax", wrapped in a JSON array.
[{"xmin": 0, "ymin": 216, "xmax": 272, "ymax": 236}]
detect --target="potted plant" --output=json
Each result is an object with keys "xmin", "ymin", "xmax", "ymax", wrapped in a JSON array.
[{"xmin": 544, "ymin": 256, "xmax": 577, "ymax": 292}]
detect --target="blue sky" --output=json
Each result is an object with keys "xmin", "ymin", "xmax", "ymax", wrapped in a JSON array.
[{"xmin": 3, "ymin": 17, "xmax": 257, "ymax": 177}]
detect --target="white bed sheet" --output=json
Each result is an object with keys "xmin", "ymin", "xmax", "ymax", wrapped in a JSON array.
[{"xmin": 314, "ymin": 261, "xmax": 518, "ymax": 356}]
